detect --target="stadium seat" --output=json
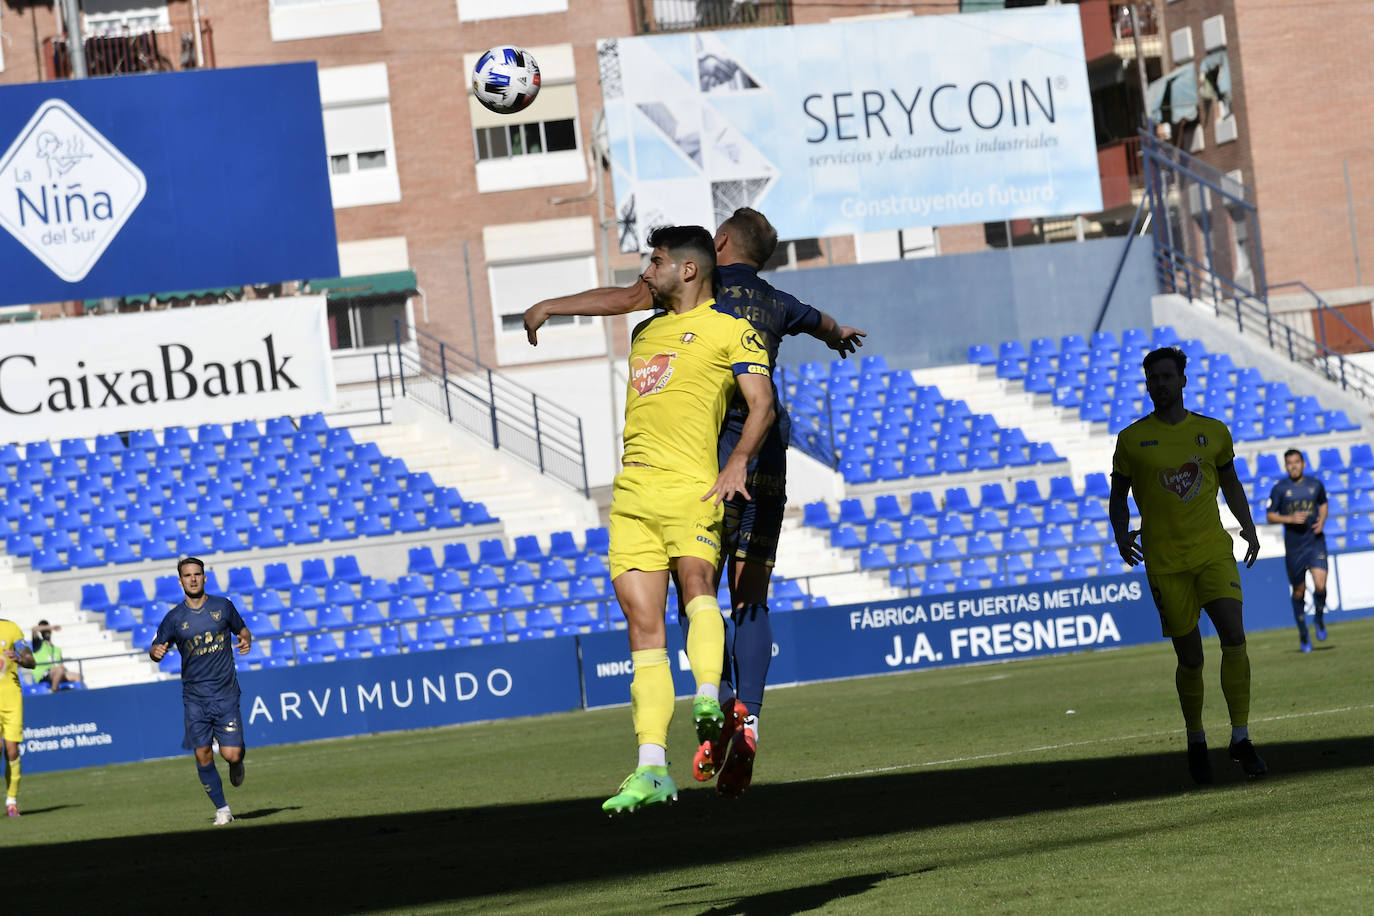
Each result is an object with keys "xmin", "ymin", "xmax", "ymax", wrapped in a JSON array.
[
  {"xmin": 315, "ymin": 605, "xmax": 349, "ymax": 629},
  {"xmin": 443, "ymin": 542, "xmax": 475, "ymax": 571},
  {"xmin": 278, "ymin": 609, "xmax": 314, "ymax": 634},
  {"xmin": 408, "ymin": 546, "xmax": 440, "ymax": 576},
  {"xmin": 80, "ymin": 583, "xmax": 114, "ymax": 613},
  {"xmin": 548, "ymin": 530, "xmax": 580, "ymax": 559},
  {"xmin": 389, "ymin": 597, "xmax": 425, "ymax": 621},
  {"xmin": 353, "ymin": 601, "xmax": 387, "ymax": 626}
]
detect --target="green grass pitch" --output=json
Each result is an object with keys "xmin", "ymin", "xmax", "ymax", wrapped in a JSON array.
[{"xmin": 7, "ymin": 619, "xmax": 1372, "ymax": 914}]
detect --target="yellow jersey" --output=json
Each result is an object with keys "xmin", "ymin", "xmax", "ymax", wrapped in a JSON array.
[
  {"xmin": 0, "ymin": 619, "xmax": 25, "ymax": 689},
  {"xmin": 1111, "ymin": 412, "xmax": 1236, "ymax": 573},
  {"xmin": 621, "ymin": 299, "xmax": 770, "ymax": 485}
]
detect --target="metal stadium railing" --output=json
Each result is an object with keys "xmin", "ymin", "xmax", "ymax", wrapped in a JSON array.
[
  {"xmin": 382, "ymin": 323, "xmax": 590, "ymax": 497},
  {"xmin": 1141, "ymin": 131, "xmax": 1374, "ymax": 405}
]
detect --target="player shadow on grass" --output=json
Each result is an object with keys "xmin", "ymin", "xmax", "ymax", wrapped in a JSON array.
[
  {"xmin": 685, "ymin": 871, "xmax": 907, "ymax": 916},
  {"xmin": 229, "ymin": 806, "xmax": 303, "ymax": 821},
  {"xmin": 11, "ymin": 735, "xmax": 1374, "ymax": 910}
]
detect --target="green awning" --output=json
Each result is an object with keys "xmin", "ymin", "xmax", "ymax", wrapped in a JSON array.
[
  {"xmin": 306, "ymin": 271, "xmax": 417, "ymax": 303},
  {"xmin": 120, "ymin": 288, "xmax": 238, "ymax": 305}
]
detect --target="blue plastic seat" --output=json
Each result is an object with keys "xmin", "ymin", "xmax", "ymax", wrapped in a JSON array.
[
  {"xmin": 353, "ymin": 600, "xmax": 387, "ymax": 626},
  {"xmin": 407, "ymin": 546, "xmax": 440, "ymax": 576},
  {"xmin": 389, "ymin": 597, "xmax": 425, "ymax": 621},
  {"xmin": 315, "ymin": 605, "xmax": 349, "ymax": 629}
]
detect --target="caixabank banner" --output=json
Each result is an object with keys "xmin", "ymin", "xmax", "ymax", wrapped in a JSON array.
[
  {"xmin": 0, "ymin": 63, "xmax": 338, "ymax": 305},
  {"xmin": 0, "ymin": 296, "xmax": 335, "ymax": 440},
  {"xmin": 597, "ymin": 6, "xmax": 1101, "ymax": 249}
]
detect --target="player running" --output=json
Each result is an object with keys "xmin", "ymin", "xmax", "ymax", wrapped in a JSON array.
[
  {"xmin": 0, "ymin": 612, "xmax": 36, "ymax": 817},
  {"xmin": 150, "ymin": 557, "xmax": 253, "ymax": 825},
  {"xmin": 525, "ymin": 208, "xmax": 863, "ymax": 798},
  {"xmin": 1109, "ymin": 346, "xmax": 1266, "ymax": 785},
  {"xmin": 1266, "ymin": 449, "xmax": 1329, "ymax": 652},
  {"xmin": 577, "ymin": 225, "xmax": 775, "ymax": 815}
]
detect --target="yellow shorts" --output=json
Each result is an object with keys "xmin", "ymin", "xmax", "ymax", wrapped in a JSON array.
[
  {"xmin": 0, "ymin": 684, "xmax": 22, "ymax": 743},
  {"xmin": 1147, "ymin": 556, "xmax": 1243, "ymax": 638},
  {"xmin": 608, "ymin": 466, "xmax": 724, "ymax": 580}
]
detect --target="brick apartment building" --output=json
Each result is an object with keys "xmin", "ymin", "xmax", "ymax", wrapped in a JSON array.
[{"xmin": 1151, "ymin": 0, "xmax": 1374, "ymax": 340}]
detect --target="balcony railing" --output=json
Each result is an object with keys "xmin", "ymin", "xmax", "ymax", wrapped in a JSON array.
[
  {"xmin": 43, "ymin": 20, "xmax": 214, "ymax": 80},
  {"xmin": 634, "ymin": 0, "xmax": 791, "ymax": 34}
]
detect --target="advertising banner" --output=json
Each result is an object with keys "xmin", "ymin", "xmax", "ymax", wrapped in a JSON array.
[
  {"xmin": 23, "ymin": 638, "xmax": 583, "ymax": 773},
  {"xmin": 598, "ymin": 6, "xmax": 1101, "ymax": 249},
  {"xmin": 238, "ymin": 638, "xmax": 583, "ymax": 745},
  {"xmin": 0, "ymin": 296, "xmax": 334, "ymax": 440},
  {"xmin": 0, "ymin": 63, "xmax": 338, "ymax": 306}
]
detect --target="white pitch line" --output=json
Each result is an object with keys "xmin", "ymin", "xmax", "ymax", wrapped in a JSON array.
[{"xmin": 805, "ymin": 702, "xmax": 1374, "ymax": 783}]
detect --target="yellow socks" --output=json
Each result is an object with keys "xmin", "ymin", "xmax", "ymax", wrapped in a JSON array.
[
  {"xmin": 4, "ymin": 755, "xmax": 18, "ymax": 803},
  {"xmin": 683, "ymin": 595, "xmax": 725, "ymax": 690},
  {"xmin": 1175, "ymin": 662, "xmax": 1205, "ymax": 733},
  {"xmin": 1219, "ymin": 642, "xmax": 1251, "ymax": 727},
  {"xmin": 630, "ymin": 648, "xmax": 673, "ymax": 749}
]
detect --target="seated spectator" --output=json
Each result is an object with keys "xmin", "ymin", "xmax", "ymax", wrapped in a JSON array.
[{"xmin": 30, "ymin": 620, "xmax": 81, "ymax": 690}]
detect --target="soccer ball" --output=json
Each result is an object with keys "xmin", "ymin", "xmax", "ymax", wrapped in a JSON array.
[{"xmin": 471, "ymin": 46, "xmax": 541, "ymax": 115}]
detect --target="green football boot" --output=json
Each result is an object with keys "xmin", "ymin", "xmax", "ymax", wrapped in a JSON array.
[
  {"xmin": 602, "ymin": 765, "xmax": 678, "ymax": 816},
  {"xmin": 693, "ymin": 695, "xmax": 724, "ymax": 747}
]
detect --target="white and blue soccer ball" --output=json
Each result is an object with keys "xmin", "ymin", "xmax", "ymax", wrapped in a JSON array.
[{"xmin": 472, "ymin": 46, "xmax": 541, "ymax": 115}]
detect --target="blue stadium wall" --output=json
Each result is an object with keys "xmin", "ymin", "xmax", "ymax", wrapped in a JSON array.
[
  {"xmin": 21, "ymin": 554, "xmax": 1373, "ymax": 774},
  {"xmin": 768, "ymin": 236, "xmax": 1156, "ymax": 368}
]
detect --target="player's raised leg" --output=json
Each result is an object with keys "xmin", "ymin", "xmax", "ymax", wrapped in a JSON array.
[
  {"xmin": 678, "ymin": 556, "xmax": 726, "ymax": 759},
  {"xmin": 603, "ymin": 568, "xmax": 678, "ymax": 815}
]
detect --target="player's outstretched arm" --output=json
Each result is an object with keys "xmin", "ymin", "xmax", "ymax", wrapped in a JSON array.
[
  {"xmin": 524, "ymin": 278, "xmax": 654, "ymax": 345},
  {"xmin": 1218, "ymin": 462, "xmax": 1260, "ymax": 567},
  {"xmin": 1108, "ymin": 472, "xmax": 1143, "ymax": 566},
  {"xmin": 704, "ymin": 372, "xmax": 775, "ymax": 506},
  {"xmin": 809, "ymin": 311, "xmax": 866, "ymax": 358},
  {"xmin": 235, "ymin": 628, "xmax": 253, "ymax": 655}
]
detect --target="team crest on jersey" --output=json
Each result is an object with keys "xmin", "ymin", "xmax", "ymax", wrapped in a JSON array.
[
  {"xmin": 741, "ymin": 329, "xmax": 765, "ymax": 353},
  {"xmin": 680, "ymin": 332, "xmax": 695, "ymax": 344},
  {"xmin": 1158, "ymin": 455, "xmax": 1203, "ymax": 503},
  {"xmin": 1196, "ymin": 433, "xmax": 1208, "ymax": 446},
  {"xmin": 210, "ymin": 610, "xmax": 221, "ymax": 621},
  {"xmin": 630, "ymin": 352, "xmax": 676, "ymax": 396}
]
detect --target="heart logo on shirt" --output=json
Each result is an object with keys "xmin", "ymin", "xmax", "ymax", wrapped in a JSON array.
[
  {"xmin": 630, "ymin": 353, "xmax": 675, "ymax": 397},
  {"xmin": 1158, "ymin": 460, "xmax": 1201, "ymax": 502}
]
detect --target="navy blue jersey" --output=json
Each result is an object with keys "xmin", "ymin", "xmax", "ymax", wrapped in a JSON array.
[
  {"xmin": 1268, "ymin": 475, "xmax": 1328, "ymax": 550},
  {"xmin": 711, "ymin": 263, "xmax": 823, "ymax": 442},
  {"xmin": 154, "ymin": 595, "xmax": 247, "ymax": 701}
]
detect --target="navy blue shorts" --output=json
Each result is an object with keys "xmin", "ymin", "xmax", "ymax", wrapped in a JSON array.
[
  {"xmin": 719, "ymin": 424, "xmax": 787, "ymax": 568},
  {"xmin": 182, "ymin": 693, "xmax": 245, "ymax": 751},
  {"xmin": 1285, "ymin": 537, "xmax": 1328, "ymax": 586}
]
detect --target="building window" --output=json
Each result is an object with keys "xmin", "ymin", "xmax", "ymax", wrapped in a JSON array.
[
  {"xmin": 457, "ymin": 0, "xmax": 566, "ymax": 21},
  {"xmin": 474, "ymin": 118, "xmax": 577, "ymax": 161},
  {"xmin": 319, "ymin": 64, "xmax": 402, "ymax": 209},
  {"xmin": 328, "ymin": 297, "xmax": 409, "ymax": 350},
  {"xmin": 483, "ymin": 214, "xmax": 606, "ymax": 365},
  {"xmin": 269, "ymin": 0, "xmax": 381, "ymax": 42}
]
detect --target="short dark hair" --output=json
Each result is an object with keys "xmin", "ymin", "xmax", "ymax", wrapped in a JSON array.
[
  {"xmin": 720, "ymin": 207, "xmax": 778, "ymax": 266},
  {"xmin": 1142, "ymin": 345, "xmax": 1187, "ymax": 376},
  {"xmin": 1284, "ymin": 448, "xmax": 1305, "ymax": 462},
  {"xmin": 646, "ymin": 225, "xmax": 717, "ymax": 278},
  {"xmin": 177, "ymin": 556, "xmax": 205, "ymax": 576}
]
